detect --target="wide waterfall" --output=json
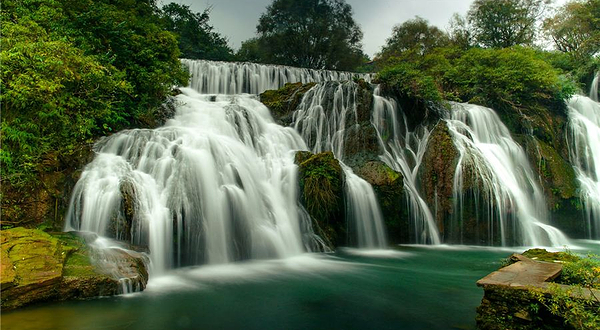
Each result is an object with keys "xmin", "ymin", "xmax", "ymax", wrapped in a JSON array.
[
  {"xmin": 567, "ymin": 95, "xmax": 600, "ymax": 239},
  {"xmin": 371, "ymin": 87, "xmax": 441, "ymax": 244},
  {"xmin": 292, "ymin": 81, "xmax": 387, "ymax": 248},
  {"xmin": 446, "ymin": 103, "xmax": 568, "ymax": 246},
  {"xmin": 183, "ymin": 59, "xmax": 371, "ymax": 95},
  {"xmin": 66, "ymin": 89, "xmax": 322, "ymax": 273}
]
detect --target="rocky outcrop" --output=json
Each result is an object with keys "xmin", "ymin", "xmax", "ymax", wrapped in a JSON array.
[
  {"xmin": 476, "ymin": 250, "xmax": 599, "ymax": 330},
  {"xmin": 418, "ymin": 121, "xmax": 462, "ymax": 242},
  {"xmin": 0, "ymin": 228, "xmax": 148, "ymax": 310},
  {"xmin": 354, "ymin": 161, "xmax": 406, "ymax": 243},
  {"xmin": 295, "ymin": 151, "xmax": 345, "ymax": 248},
  {"xmin": 259, "ymin": 82, "xmax": 316, "ymax": 126},
  {"xmin": 523, "ymin": 137, "xmax": 584, "ymax": 237}
]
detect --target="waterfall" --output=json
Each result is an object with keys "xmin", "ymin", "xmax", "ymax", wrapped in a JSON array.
[
  {"xmin": 590, "ymin": 72, "xmax": 599, "ymax": 102},
  {"xmin": 183, "ymin": 59, "xmax": 371, "ymax": 95},
  {"xmin": 292, "ymin": 81, "xmax": 387, "ymax": 248},
  {"xmin": 66, "ymin": 89, "xmax": 322, "ymax": 273},
  {"xmin": 567, "ymin": 95, "xmax": 600, "ymax": 239},
  {"xmin": 446, "ymin": 103, "xmax": 569, "ymax": 246},
  {"xmin": 371, "ymin": 87, "xmax": 441, "ymax": 244}
]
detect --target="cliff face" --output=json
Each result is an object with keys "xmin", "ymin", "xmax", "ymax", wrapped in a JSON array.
[{"xmin": 264, "ymin": 80, "xmax": 592, "ymax": 246}]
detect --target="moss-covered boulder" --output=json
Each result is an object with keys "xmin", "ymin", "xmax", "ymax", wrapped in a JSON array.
[
  {"xmin": 0, "ymin": 227, "xmax": 148, "ymax": 310},
  {"xmin": 523, "ymin": 137, "xmax": 585, "ymax": 237},
  {"xmin": 354, "ymin": 161, "xmax": 406, "ymax": 243},
  {"xmin": 259, "ymin": 82, "xmax": 316, "ymax": 126},
  {"xmin": 295, "ymin": 151, "xmax": 345, "ymax": 248}
]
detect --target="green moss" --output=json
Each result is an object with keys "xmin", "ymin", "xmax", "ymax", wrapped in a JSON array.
[
  {"xmin": 259, "ymin": 82, "xmax": 316, "ymax": 124},
  {"xmin": 522, "ymin": 248, "xmax": 579, "ymax": 263},
  {"xmin": 295, "ymin": 151, "xmax": 345, "ymax": 247}
]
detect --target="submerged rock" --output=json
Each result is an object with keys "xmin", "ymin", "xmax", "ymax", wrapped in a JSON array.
[{"xmin": 0, "ymin": 227, "xmax": 148, "ymax": 310}]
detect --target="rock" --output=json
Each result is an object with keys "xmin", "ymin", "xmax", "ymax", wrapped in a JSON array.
[
  {"xmin": 295, "ymin": 151, "xmax": 345, "ymax": 248},
  {"xmin": 353, "ymin": 161, "xmax": 406, "ymax": 243},
  {"xmin": 260, "ymin": 82, "xmax": 316, "ymax": 126},
  {"xmin": 523, "ymin": 137, "xmax": 584, "ymax": 237},
  {"xmin": 0, "ymin": 228, "xmax": 148, "ymax": 311},
  {"xmin": 418, "ymin": 121, "xmax": 460, "ymax": 241}
]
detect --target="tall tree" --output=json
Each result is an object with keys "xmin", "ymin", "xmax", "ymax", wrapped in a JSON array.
[
  {"xmin": 468, "ymin": 0, "xmax": 551, "ymax": 48},
  {"xmin": 161, "ymin": 3, "xmax": 234, "ymax": 61},
  {"xmin": 255, "ymin": 0, "xmax": 365, "ymax": 70},
  {"xmin": 378, "ymin": 16, "xmax": 449, "ymax": 60},
  {"xmin": 544, "ymin": 0, "xmax": 600, "ymax": 58}
]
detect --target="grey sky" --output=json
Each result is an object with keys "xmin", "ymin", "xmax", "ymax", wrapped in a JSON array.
[{"xmin": 163, "ymin": 0, "xmax": 567, "ymax": 58}]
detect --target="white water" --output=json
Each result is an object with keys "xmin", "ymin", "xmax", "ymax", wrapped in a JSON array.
[
  {"xmin": 590, "ymin": 72, "xmax": 599, "ymax": 102},
  {"xmin": 371, "ymin": 87, "xmax": 441, "ymax": 244},
  {"xmin": 292, "ymin": 81, "xmax": 387, "ymax": 248},
  {"xmin": 183, "ymin": 59, "xmax": 371, "ymax": 95},
  {"xmin": 446, "ymin": 103, "xmax": 569, "ymax": 246},
  {"xmin": 567, "ymin": 95, "xmax": 600, "ymax": 239},
  {"xmin": 67, "ymin": 89, "xmax": 322, "ymax": 273}
]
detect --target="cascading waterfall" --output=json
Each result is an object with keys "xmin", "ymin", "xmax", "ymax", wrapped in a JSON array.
[
  {"xmin": 183, "ymin": 59, "xmax": 371, "ymax": 95},
  {"xmin": 371, "ymin": 87, "xmax": 441, "ymax": 244},
  {"xmin": 446, "ymin": 103, "xmax": 569, "ymax": 246},
  {"xmin": 590, "ymin": 71, "xmax": 599, "ymax": 102},
  {"xmin": 567, "ymin": 95, "xmax": 600, "ymax": 239},
  {"xmin": 66, "ymin": 89, "xmax": 322, "ymax": 273},
  {"xmin": 292, "ymin": 81, "xmax": 387, "ymax": 248}
]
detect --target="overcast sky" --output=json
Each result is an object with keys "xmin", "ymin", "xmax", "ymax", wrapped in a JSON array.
[{"xmin": 162, "ymin": 0, "xmax": 567, "ymax": 58}]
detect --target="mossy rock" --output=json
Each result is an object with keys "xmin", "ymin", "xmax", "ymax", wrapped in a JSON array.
[
  {"xmin": 418, "ymin": 121, "xmax": 459, "ymax": 240},
  {"xmin": 260, "ymin": 82, "xmax": 316, "ymax": 126},
  {"xmin": 354, "ymin": 161, "xmax": 407, "ymax": 243},
  {"xmin": 522, "ymin": 137, "xmax": 585, "ymax": 237},
  {"xmin": 0, "ymin": 227, "xmax": 148, "ymax": 310},
  {"xmin": 295, "ymin": 151, "xmax": 345, "ymax": 248}
]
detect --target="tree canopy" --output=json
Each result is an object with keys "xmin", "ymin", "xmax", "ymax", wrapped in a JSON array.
[
  {"xmin": 161, "ymin": 3, "xmax": 234, "ymax": 61},
  {"xmin": 468, "ymin": 0, "xmax": 550, "ymax": 48},
  {"xmin": 377, "ymin": 16, "xmax": 450, "ymax": 62},
  {"xmin": 252, "ymin": 0, "xmax": 366, "ymax": 71},
  {"xmin": 543, "ymin": 0, "xmax": 600, "ymax": 59},
  {"xmin": 1, "ymin": 0, "xmax": 187, "ymax": 195}
]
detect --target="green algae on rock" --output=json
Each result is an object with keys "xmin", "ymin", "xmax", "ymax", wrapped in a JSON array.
[{"xmin": 0, "ymin": 227, "xmax": 148, "ymax": 310}]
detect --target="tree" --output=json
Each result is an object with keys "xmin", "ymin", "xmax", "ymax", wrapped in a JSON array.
[
  {"xmin": 448, "ymin": 13, "xmax": 474, "ymax": 50},
  {"xmin": 161, "ymin": 3, "xmax": 234, "ymax": 61},
  {"xmin": 544, "ymin": 0, "xmax": 600, "ymax": 58},
  {"xmin": 236, "ymin": 37, "xmax": 266, "ymax": 63},
  {"xmin": 377, "ymin": 16, "xmax": 449, "ymax": 62},
  {"xmin": 255, "ymin": 0, "xmax": 365, "ymax": 70},
  {"xmin": 468, "ymin": 0, "xmax": 551, "ymax": 48}
]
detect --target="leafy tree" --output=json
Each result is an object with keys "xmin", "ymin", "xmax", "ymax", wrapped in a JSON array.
[
  {"xmin": 468, "ymin": 0, "xmax": 551, "ymax": 48},
  {"xmin": 378, "ymin": 16, "xmax": 449, "ymax": 61},
  {"xmin": 1, "ymin": 0, "xmax": 187, "ymax": 225},
  {"xmin": 447, "ymin": 13, "xmax": 474, "ymax": 50},
  {"xmin": 161, "ymin": 3, "xmax": 234, "ymax": 61},
  {"xmin": 544, "ymin": 0, "xmax": 600, "ymax": 58},
  {"xmin": 236, "ymin": 37, "xmax": 266, "ymax": 63},
  {"xmin": 255, "ymin": 0, "xmax": 366, "ymax": 70}
]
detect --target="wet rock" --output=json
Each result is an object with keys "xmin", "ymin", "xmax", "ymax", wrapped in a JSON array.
[
  {"xmin": 260, "ymin": 82, "xmax": 316, "ymax": 126},
  {"xmin": 0, "ymin": 228, "xmax": 148, "ymax": 311},
  {"xmin": 295, "ymin": 151, "xmax": 345, "ymax": 248},
  {"xmin": 354, "ymin": 161, "xmax": 406, "ymax": 243}
]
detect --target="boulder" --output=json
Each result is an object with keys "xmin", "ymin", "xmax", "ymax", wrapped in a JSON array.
[
  {"xmin": 295, "ymin": 151, "xmax": 345, "ymax": 248},
  {"xmin": 0, "ymin": 227, "xmax": 148, "ymax": 310}
]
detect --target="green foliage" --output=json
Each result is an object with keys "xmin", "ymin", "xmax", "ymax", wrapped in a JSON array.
[
  {"xmin": 1, "ymin": 0, "xmax": 188, "ymax": 223},
  {"xmin": 543, "ymin": 0, "xmax": 600, "ymax": 59},
  {"xmin": 161, "ymin": 3, "xmax": 234, "ymax": 61},
  {"xmin": 445, "ymin": 47, "xmax": 575, "ymax": 110},
  {"xmin": 377, "ymin": 16, "xmax": 450, "ymax": 63},
  {"xmin": 376, "ymin": 62, "xmax": 443, "ymax": 103},
  {"xmin": 468, "ymin": 0, "xmax": 550, "ymax": 48},
  {"xmin": 297, "ymin": 152, "xmax": 343, "ymax": 222},
  {"xmin": 253, "ymin": 0, "xmax": 366, "ymax": 70}
]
